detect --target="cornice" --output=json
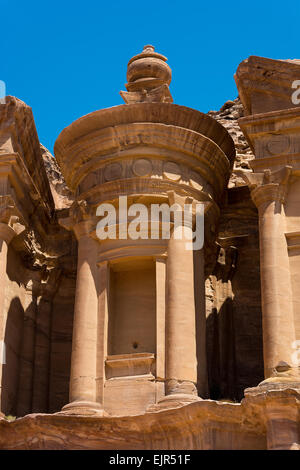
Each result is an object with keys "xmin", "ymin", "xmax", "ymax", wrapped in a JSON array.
[
  {"xmin": 238, "ymin": 107, "xmax": 300, "ymax": 158},
  {"xmin": 0, "ymin": 97, "xmax": 54, "ymax": 214},
  {"xmin": 54, "ymin": 103, "xmax": 235, "ymax": 165},
  {"xmin": 66, "ymin": 124, "xmax": 230, "ymax": 190},
  {"xmin": 235, "ymin": 55, "xmax": 300, "ymax": 115},
  {"xmin": 54, "ymin": 123, "xmax": 231, "ymax": 206}
]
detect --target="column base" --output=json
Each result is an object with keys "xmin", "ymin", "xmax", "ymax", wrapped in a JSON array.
[
  {"xmin": 258, "ymin": 376, "xmax": 300, "ymax": 389},
  {"xmin": 58, "ymin": 401, "xmax": 107, "ymax": 417},
  {"xmin": 245, "ymin": 378, "xmax": 300, "ymax": 397},
  {"xmin": 147, "ymin": 393, "xmax": 201, "ymax": 412}
]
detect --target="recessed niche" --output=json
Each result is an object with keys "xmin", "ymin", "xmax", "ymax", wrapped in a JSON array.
[{"xmin": 107, "ymin": 258, "xmax": 156, "ymax": 356}]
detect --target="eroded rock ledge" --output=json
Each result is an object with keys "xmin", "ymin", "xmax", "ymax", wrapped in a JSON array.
[{"xmin": 0, "ymin": 384, "xmax": 299, "ymax": 450}]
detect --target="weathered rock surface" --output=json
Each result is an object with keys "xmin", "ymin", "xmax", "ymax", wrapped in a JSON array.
[
  {"xmin": 0, "ymin": 383, "xmax": 298, "ymax": 450},
  {"xmin": 208, "ymin": 97, "xmax": 254, "ymax": 187},
  {"xmin": 40, "ymin": 144, "xmax": 74, "ymax": 210},
  {"xmin": 206, "ymin": 185, "xmax": 263, "ymax": 402},
  {"xmin": 0, "ymin": 397, "xmax": 264, "ymax": 450},
  {"xmin": 235, "ymin": 55, "xmax": 300, "ymax": 115}
]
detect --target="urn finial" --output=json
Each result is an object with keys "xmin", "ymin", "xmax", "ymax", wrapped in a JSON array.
[{"xmin": 120, "ymin": 45, "xmax": 173, "ymax": 104}]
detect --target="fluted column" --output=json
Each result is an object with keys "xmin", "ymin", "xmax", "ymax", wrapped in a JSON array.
[
  {"xmin": 62, "ymin": 231, "xmax": 104, "ymax": 415},
  {"xmin": 252, "ymin": 182, "xmax": 298, "ymax": 381},
  {"xmin": 0, "ymin": 223, "xmax": 16, "ymax": 416}
]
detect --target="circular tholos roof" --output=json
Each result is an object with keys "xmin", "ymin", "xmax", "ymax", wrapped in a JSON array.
[{"xmin": 55, "ymin": 102, "xmax": 235, "ymax": 166}]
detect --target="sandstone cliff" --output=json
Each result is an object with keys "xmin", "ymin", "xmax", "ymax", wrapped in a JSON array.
[
  {"xmin": 208, "ymin": 97, "xmax": 254, "ymax": 187},
  {"xmin": 40, "ymin": 144, "xmax": 74, "ymax": 210}
]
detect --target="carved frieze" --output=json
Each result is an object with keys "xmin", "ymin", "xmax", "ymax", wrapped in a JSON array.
[
  {"xmin": 104, "ymin": 162, "xmax": 123, "ymax": 182},
  {"xmin": 77, "ymin": 156, "xmax": 213, "ymax": 204},
  {"xmin": 163, "ymin": 161, "xmax": 181, "ymax": 181},
  {"xmin": 132, "ymin": 158, "xmax": 152, "ymax": 177},
  {"xmin": 238, "ymin": 108, "xmax": 300, "ymax": 171},
  {"xmin": 266, "ymin": 134, "xmax": 291, "ymax": 156}
]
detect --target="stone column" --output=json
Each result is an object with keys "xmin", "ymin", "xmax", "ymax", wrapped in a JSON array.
[
  {"xmin": 31, "ymin": 296, "xmax": 52, "ymax": 413},
  {"xmin": 194, "ymin": 247, "xmax": 209, "ymax": 397},
  {"xmin": 61, "ymin": 232, "xmax": 104, "ymax": 415},
  {"xmin": 0, "ymin": 223, "xmax": 16, "ymax": 416},
  {"xmin": 161, "ymin": 202, "xmax": 202, "ymax": 403},
  {"xmin": 16, "ymin": 282, "xmax": 37, "ymax": 416},
  {"xmin": 96, "ymin": 260, "xmax": 109, "ymax": 406},
  {"xmin": 251, "ymin": 181, "xmax": 298, "ymax": 381},
  {"xmin": 155, "ymin": 256, "xmax": 167, "ymax": 402}
]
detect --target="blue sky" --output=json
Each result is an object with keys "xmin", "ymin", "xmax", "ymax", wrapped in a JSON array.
[{"xmin": 1, "ymin": 0, "xmax": 299, "ymax": 154}]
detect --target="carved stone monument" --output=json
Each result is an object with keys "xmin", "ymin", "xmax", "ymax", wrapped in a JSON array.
[{"xmin": 0, "ymin": 50, "xmax": 299, "ymax": 450}]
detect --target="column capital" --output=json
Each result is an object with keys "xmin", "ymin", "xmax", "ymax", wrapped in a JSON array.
[
  {"xmin": 166, "ymin": 190, "xmax": 213, "ymax": 234},
  {"xmin": 0, "ymin": 223, "xmax": 17, "ymax": 245},
  {"xmin": 98, "ymin": 259, "xmax": 109, "ymax": 268},
  {"xmin": 166, "ymin": 190, "xmax": 212, "ymax": 212},
  {"xmin": 59, "ymin": 199, "xmax": 98, "ymax": 240},
  {"xmin": 167, "ymin": 190, "xmax": 193, "ymax": 209},
  {"xmin": 0, "ymin": 195, "xmax": 26, "ymax": 243},
  {"xmin": 237, "ymin": 166, "xmax": 292, "ymax": 209},
  {"xmin": 153, "ymin": 254, "xmax": 167, "ymax": 262}
]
